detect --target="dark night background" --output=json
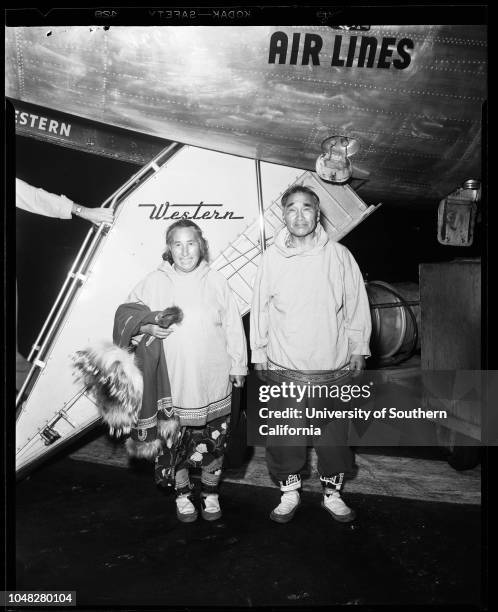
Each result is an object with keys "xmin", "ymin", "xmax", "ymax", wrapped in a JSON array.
[
  {"xmin": 15, "ymin": 133, "xmax": 482, "ymax": 358},
  {"xmin": 15, "ymin": 136, "xmax": 137, "ymax": 356}
]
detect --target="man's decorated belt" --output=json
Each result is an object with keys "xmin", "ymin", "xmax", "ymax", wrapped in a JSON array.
[{"xmin": 267, "ymin": 358, "xmax": 351, "ymax": 384}]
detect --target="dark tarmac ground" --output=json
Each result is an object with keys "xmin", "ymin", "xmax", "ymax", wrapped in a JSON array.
[{"xmin": 15, "ymin": 456, "xmax": 481, "ymax": 608}]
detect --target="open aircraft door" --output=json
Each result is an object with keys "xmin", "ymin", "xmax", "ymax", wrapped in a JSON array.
[{"xmin": 15, "ymin": 144, "xmax": 378, "ymax": 477}]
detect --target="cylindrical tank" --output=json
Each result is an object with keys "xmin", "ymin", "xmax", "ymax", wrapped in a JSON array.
[{"xmin": 366, "ymin": 281, "xmax": 420, "ymax": 366}]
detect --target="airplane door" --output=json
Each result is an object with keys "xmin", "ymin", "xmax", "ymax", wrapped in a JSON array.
[{"xmin": 15, "ymin": 146, "xmax": 308, "ymax": 475}]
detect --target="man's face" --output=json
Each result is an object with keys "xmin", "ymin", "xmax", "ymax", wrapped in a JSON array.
[{"xmin": 282, "ymin": 191, "xmax": 319, "ymax": 238}]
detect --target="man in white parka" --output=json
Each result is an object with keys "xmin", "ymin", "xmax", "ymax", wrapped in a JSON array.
[{"xmin": 250, "ymin": 185, "xmax": 371, "ymax": 523}]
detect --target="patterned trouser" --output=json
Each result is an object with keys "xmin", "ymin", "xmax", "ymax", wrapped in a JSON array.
[{"xmin": 154, "ymin": 414, "xmax": 231, "ymax": 491}]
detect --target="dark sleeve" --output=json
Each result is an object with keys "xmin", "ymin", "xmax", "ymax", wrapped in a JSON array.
[{"xmin": 113, "ymin": 302, "xmax": 161, "ymax": 347}]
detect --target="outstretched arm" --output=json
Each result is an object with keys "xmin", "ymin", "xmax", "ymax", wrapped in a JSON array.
[{"xmin": 16, "ymin": 178, "xmax": 114, "ymax": 225}]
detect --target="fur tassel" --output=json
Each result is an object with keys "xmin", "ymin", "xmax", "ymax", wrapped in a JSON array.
[
  {"xmin": 157, "ymin": 415, "xmax": 181, "ymax": 447},
  {"xmin": 156, "ymin": 306, "xmax": 183, "ymax": 328},
  {"xmin": 125, "ymin": 437, "xmax": 163, "ymax": 461},
  {"xmin": 72, "ymin": 342, "xmax": 143, "ymax": 437}
]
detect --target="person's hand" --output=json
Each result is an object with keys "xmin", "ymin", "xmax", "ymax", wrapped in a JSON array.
[
  {"xmin": 77, "ymin": 206, "xmax": 114, "ymax": 226},
  {"xmin": 230, "ymin": 374, "xmax": 245, "ymax": 388},
  {"xmin": 140, "ymin": 323, "xmax": 175, "ymax": 339},
  {"xmin": 350, "ymin": 354, "xmax": 366, "ymax": 376}
]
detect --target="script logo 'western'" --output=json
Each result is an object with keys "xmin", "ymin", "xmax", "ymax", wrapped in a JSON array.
[{"xmin": 139, "ymin": 202, "xmax": 244, "ymax": 221}]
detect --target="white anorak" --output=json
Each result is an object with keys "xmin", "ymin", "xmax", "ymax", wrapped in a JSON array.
[
  {"xmin": 128, "ymin": 260, "xmax": 247, "ymax": 426},
  {"xmin": 16, "ymin": 178, "xmax": 73, "ymax": 219},
  {"xmin": 250, "ymin": 224, "xmax": 371, "ymax": 371}
]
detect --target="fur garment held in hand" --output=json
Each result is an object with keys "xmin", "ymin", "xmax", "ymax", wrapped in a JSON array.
[
  {"xmin": 72, "ymin": 342, "xmax": 143, "ymax": 437},
  {"xmin": 156, "ymin": 306, "xmax": 183, "ymax": 328}
]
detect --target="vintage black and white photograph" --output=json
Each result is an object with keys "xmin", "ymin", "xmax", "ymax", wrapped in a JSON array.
[{"xmin": 5, "ymin": 7, "xmax": 488, "ymax": 610}]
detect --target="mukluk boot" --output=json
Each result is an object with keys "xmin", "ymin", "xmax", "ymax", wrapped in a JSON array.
[
  {"xmin": 270, "ymin": 474, "xmax": 301, "ymax": 523},
  {"xmin": 175, "ymin": 471, "xmax": 198, "ymax": 523},
  {"xmin": 200, "ymin": 469, "xmax": 223, "ymax": 521},
  {"xmin": 175, "ymin": 491, "xmax": 198, "ymax": 523},
  {"xmin": 320, "ymin": 474, "xmax": 355, "ymax": 522}
]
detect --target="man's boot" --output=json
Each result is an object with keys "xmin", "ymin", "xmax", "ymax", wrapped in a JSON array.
[
  {"xmin": 270, "ymin": 474, "xmax": 301, "ymax": 523},
  {"xmin": 320, "ymin": 473, "xmax": 355, "ymax": 522}
]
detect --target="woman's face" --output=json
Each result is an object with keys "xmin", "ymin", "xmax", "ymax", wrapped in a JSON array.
[{"xmin": 169, "ymin": 227, "xmax": 202, "ymax": 273}]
